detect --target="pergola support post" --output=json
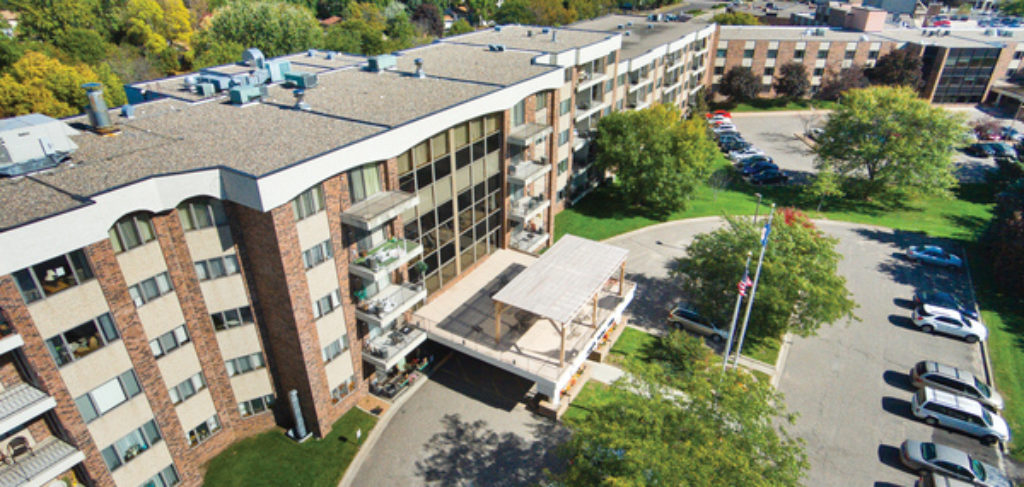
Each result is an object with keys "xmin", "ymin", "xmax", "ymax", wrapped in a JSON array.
[
  {"xmin": 592, "ymin": 294, "xmax": 598, "ymax": 327},
  {"xmin": 559, "ymin": 322, "xmax": 566, "ymax": 367},
  {"xmin": 494, "ymin": 301, "xmax": 503, "ymax": 345},
  {"xmin": 619, "ymin": 262, "xmax": 625, "ymax": 296}
]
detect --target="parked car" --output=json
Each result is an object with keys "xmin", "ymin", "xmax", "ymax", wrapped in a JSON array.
[
  {"xmin": 806, "ymin": 127, "xmax": 825, "ymax": 140},
  {"xmin": 705, "ymin": 110, "xmax": 731, "ymax": 119},
  {"xmin": 912, "ymin": 304, "xmax": 987, "ymax": 343},
  {"xmin": 668, "ymin": 304, "xmax": 728, "ymax": 343},
  {"xmin": 750, "ymin": 168, "xmax": 788, "ymax": 185},
  {"xmin": 1001, "ymin": 126, "xmax": 1024, "ymax": 142},
  {"xmin": 712, "ymin": 124, "xmax": 739, "ymax": 135},
  {"xmin": 720, "ymin": 140, "xmax": 751, "ymax": 153},
  {"xmin": 728, "ymin": 147, "xmax": 765, "ymax": 160},
  {"xmin": 911, "ymin": 387, "xmax": 1011, "ymax": 445},
  {"xmin": 716, "ymin": 132, "xmax": 744, "ymax": 142},
  {"xmin": 740, "ymin": 160, "xmax": 778, "ymax": 177},
  {"xmin": 900, "ymin": 440, "xmax": 1012, "ymax": 487},
  {"xmin": 734, "ymin": 154, "xmax": 773, "ymax": 166},
  {"xmin": 911, "ymin": 360, "xmax": 1004, "ymax": 411},
  {"xmin": 917, "ymin": 471, "xmax": 977, "ymax": 487},
  {"xmin": 707, "ymin": 115, "xmax": 731, "ymax": 125},
  {"xmin": 907, "ymin": 245, "xmax": 963, "ymax": 269},
  {"xmin": 913, "ymin": 290, "xmax": 978, "ymax": 320},
  {"xmin": 965, "ymin": 142, "xmax": 999, "ymax": 157}
]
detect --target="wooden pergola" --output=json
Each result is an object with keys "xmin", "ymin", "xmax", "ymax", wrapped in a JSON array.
[{"xmin": 491, "ymin": 235, "xmax": 628, "ymax": 367}]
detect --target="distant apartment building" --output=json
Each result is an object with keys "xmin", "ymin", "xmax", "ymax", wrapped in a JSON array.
[{"xmin": 0, "ymin": 16, "xmax": 713, "ymax": 487}]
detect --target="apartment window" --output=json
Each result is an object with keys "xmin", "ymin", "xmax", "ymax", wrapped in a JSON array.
[
  {"xmin": 302, "ymin": 239, "xmax": 334, "ymax": 269},
  {"xmin": 558, "ymin": 129, "xmax": 570, "ymax": 146},
  {"xmin": 238, "ymin": 394, "xmax": 275, "ymax": 417},
  {"xmin": 767, "ymin": 49, "xmax": 778, "ymax": 58},
  {"xmin": 128, "ymin": 272, "xmax": 173, "ymax": 307},
  {"xmin": 559, "ymin": 99, "xmax": 571, "ymax": 115},
  {"xmin": 793, "ymin": 50, "xmax": 804, "ymax": 59},
  {"xmin": 312, "ymin": 289, "xmax": 342, "ymax": 319},
  {"xmin": 844, "ymin": 51, "xmax": 855, "ymax": 60},
  {"xmin": 74, "ymin": 370, "xmax": 142, "ymax": 423},
  {"xmin": 101, "ymin": 420, "xmax": 162, "ymax": 472},
  {"xmin": 108, "ymin": 213, "xmax": 156, "ymax": 253},
  {"xmin": 292, "ymin": 184, "xmax": 325, "ymax": 221},
  {"xmin": 225, "ymin": 352, "xmax": 265, "ymax": 377},
  {"xmin": 512, "ymin": 100, "xmax": 525, "ymax": 127},
  {"xmin": 558, "ymin": 158, "xmax": 568, "ymax": 175},
  {"xmin": 813, "ymin": 67, "xmax": 824, "ymax": 76},
  {"xmin": 46, "ymin": 313, "xmax": 119, "ymax": 367},
  {"xmin": 149, "ymin": 325, "xmax": 189, "ymax": 359},
  {"xmin": 535, "ymin": 93, "xmax": 546, "ymax": 111},
  {"xmin": 564, "ymin": 68, "xmax": 572, "ymax": 82},
  {"xmin": 605, "ymin": 79, "xmax": 614, "ymax": 92},
  {"xmin": 617, "ymin": 73, "xmax": 626, "ymax": 86},
  {"xmin": 13, "ymin": 249, "xmax": 94, "ymax": 304},
  {"xmin": 211, "ymin": 305, "xmax": 254, "ymax": 331},
  {"xmin": 331, "ymin": 375, "xmax": 356, "ymax": 402},
  {"xmin": 743, "ymin": 49, "xmax": 754, "ymax": 58},
  {"xmin": 616, "ymin": 100, "xmax": 624, "ymax": 111},
  {"xmin": 714, "ymin": 66, "xmax": 724, "ymax": 75},
  {"xmin": 177, "ymin": 199, "xmax": 226, "ymax": 231},
  {"xmin": 607, "ymin": 52, "xmax": 615, "ymax": 64},
  {"xmin": 349, "ymin": 165, "xmax": 382, "ymax": 203},
  {"xmin": 1016, "ymin": 51, "xmax": 1024, "ymax": 60},
  {"xmin": 186, "ymin": 414, "xmax": 221, "ymax": 447},
  {"xmin": 557, "ymin": 189, "xmax": 565, "ymax": 202},
  {"xmin": 169, "ymin": 372, "xmax": 206, "ymax": 405},
  {"xmin": 194, "ymin": 254, "xmax": 239, "ymax": 281},
  {"xmin": 818, "ymin": 49, "xmax": 829, "ymax": 59},
  {"xmin": 716, "ymin": 48, "xmax": 726, "ymax": 58},
  {"xmin": 764, "ymin": 67, "xmax": 774, "ymax": 76},
  {"xmin": 322, "ymin": 335, "xmax": 349, "ymax": 363},
  {"xmin": 141, "ymin": 465, "xmax": 180, "ymax": 487}
]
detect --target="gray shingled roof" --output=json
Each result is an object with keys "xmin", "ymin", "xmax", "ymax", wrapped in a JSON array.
[{"xmin": 571, "ymin": 15, "xmax": 712, "ymax": 59}]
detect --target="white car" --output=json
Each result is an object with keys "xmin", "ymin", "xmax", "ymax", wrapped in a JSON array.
[
  {"xmin": 712, "ymin": 123, "xmax": 738, "ymax": 134},
  {"xmin": 911, "ymin": 387, "xmax": 1011, "ymax": 445},
  {"xmin": 707, "ymin": 115, "xmax": 731, "ymax": 125},
  {"xmin": 728, "ymin": 147, "xmax": 765, "ymax": 161},
  {"xmin": 912, "ymin": 304, "xmax": 987, "ymax": 343}
]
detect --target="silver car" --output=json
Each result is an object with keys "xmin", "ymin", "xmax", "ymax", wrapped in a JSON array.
[
  {"xmin": 911, "ymin": 387, "xmax": 1011, "ymax": 445},
  {"xmin": 900, "ymin": 440, "xmax": 1012, "ymax": 487},
  {"xmin": 667, "ymin": 304, "xmax": 727, "ymax": 343},
  {"xmin": 907, "ymin": 245, "xmax": 963, "ymax": 269},
  {"xmin": 911, "ymin": 360, "xmax": 1004, "ymax": 411}
]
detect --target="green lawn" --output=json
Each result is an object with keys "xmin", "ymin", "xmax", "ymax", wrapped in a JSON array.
[
  {"xmin": 711, "ymin": 99, "xmax": 838, "ymax": 113},
  {"xmin": 203, "ymin": 408, "xmax": 377, "ymax": 487},
  {"xmin": 608, "ymin": 327, "xmax": 659, "ymax": 367},
  {"xmin": 742, "ymin": 335, "xmax": 782, "ymax": 366},
  {"xmin": 563, "ymin": 381, "xmax": 616, "ymax": 424}
]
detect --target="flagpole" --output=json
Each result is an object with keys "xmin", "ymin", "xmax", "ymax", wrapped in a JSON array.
[
  {"xmin": 733, "ymin": 203, "xmax": 776, "ymax": 369},
  {"xmin": 722, "ymin": 252, "xmax": 753, "ymax": 373}
]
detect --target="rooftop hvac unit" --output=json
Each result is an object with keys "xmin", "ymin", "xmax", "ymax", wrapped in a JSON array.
[
  {"xmin": 814, "ymin": 28, "xmax": 825, "ymax": 36},
  {"xmin": 488, "ymin": 44, "xmax": 506, "ymax": 51},
  {"xmin": 368, "ymin": 54, "xmax": 398, "ymax": 72},
  {"xmin": 285, "ymin": 72, "xmax": 318, "ymax": 89},
  {"xmin": 229, "ymin": 85, "xmax": 262, "ymax": 104},
  {"xmin": 195, "ymin": 82, "xmax": 216, "ymax": 97},
  {"xmin": 0, "ymin": 114, "xmax": 79, "ymax": 177},
  {"xmin": 242, "ymin": 48, "xmax": 265, "ymax": 68}
]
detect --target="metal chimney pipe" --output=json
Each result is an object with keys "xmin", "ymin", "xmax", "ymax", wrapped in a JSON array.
[
  {"xmin": 82, "ymin": 82, "xmax": 112, "ymax": 133},
  {"xmin": 288, "ymin": 389, "xmax": 308, "ymax": 440},
  {"xmin": 552, "ymin": 30, "xmax": 557, "ymax": 42},
  {"xmin": 414, "ymin": 58, "xmax": 425, "ymax": 78}
]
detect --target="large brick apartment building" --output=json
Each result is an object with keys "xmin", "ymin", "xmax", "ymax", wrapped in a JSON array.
[{"xmin": 0, "ymin": 18, "xmax": 711, "ymax": 487}]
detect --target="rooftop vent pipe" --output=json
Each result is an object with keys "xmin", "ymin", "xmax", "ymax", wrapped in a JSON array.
[
  {"xmin": 82, "ymin": 83, "xmax": 116, "ymax": 134},
  {"xmin": 293, "ymin": 89, "xmax": 310, "ymax": 111},
  {"xmin": 414, "ymin": 58, "xmax": 425, "ymax": 78},
  {"xmin": 552, "ymin": 30, "xmax": 557, "ymax": 41}
]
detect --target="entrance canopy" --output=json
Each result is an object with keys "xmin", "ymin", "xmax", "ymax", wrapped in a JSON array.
[{"xmin": 492, "ymin": 235, "xmax": 628, "ymax": 325}]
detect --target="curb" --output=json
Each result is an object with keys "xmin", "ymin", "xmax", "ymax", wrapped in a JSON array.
[
  {"xmin": 337, "ymin": 352, "xmax": 452, "ymax": 487},
  {"xmin": 771, "ymin": 333, "xmax": 794, "ymax": 389},
  {"xmin": 601, "ymin": 215, "xmax": 726, "ymax": 243}
]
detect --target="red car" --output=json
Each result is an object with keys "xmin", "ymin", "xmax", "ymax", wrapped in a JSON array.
[
  {"xmin": 931, "ymin": 19, "xmax": 951, "ymax": 27},
  {"xmin": 705, "ymin": 110, "xmax": 731, "ymax": 118}
]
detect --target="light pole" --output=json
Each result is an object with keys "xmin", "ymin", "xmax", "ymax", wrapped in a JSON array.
[
  {"xmin": 733, "ymin": 203, "xmax": 775, "ymax": 369},
  {"xmin": 722, "ymin": 252, "xmax": 753, "ymax": 373},
  {"xmin": 753, "ymin": 193, "xmax": 763, "ymax": 223}
]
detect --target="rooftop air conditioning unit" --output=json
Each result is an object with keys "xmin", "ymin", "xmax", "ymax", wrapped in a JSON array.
[
  {"xmin": 195, "ymin": 82, "xmax": 215, "ymax": 97},
  {"xmin": 229, "ymin": 85, "xmax": 262, "ymax": 105},
  {"xmin": 488, "ymin": 44, "xmax": 506, "ymax": 51},
  {"xmin": 368, "ymin": 54, "xmax": 397, "ymax": 72},
  {"xmin": 285, "ymin": 72, "xmax": 318, "ymax": 89}
]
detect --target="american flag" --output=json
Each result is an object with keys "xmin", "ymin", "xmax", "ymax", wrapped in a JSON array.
[{"xmin": 737, "ymin": 273, "xmax": 753, "ymax": 297}]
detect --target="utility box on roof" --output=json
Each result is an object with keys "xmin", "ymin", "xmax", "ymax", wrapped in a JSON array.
[
  {"xmin": 368, "ymin": 54, "xmax": 398, "ymax": 72},
  {"xmin": 229, "ymin": 85, "xmax": 262, "ymax": 104},
  {"xmin": 0, "ymin": 114, "xmax": 79, "ymax": 177},
  {"xmin": 285, "ymin": 72, "xmax": 318, "ymax": 89}
]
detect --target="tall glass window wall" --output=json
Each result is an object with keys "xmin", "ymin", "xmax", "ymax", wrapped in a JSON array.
[{"xmin": 930, "ymin": 47, "xmax": 999, "ymax": 103}]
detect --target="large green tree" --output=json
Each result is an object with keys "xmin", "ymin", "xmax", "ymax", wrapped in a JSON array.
[
  {"xmin": 814, "ymin": 85, "xmax": 967, "ymax": 199},
  {"xmin": 594, "ymin": 104, "xmax": 718, "ymax": 217},
  {"xmin": 495, "ymin": 0, "xmax": 537, "ymax": 24},
  {"xmin": 674, "ymin": 210, "xmax": 856, "ymax": 339},
  {"xmin": 866, "ymin": 48, "xmax": 923, "ymax": 88},
  {"xmin": 719, "ymin": 66, "xmax": 759, "ymax": 102},
  {"xmin": 552, "ymin": 332, "xmax": 808, "ymax": 486},
  {"xmin": 816, "ymin": 65, "xmax": 868, "ymax": 101},
  {"xmin": 0, "ymin": 51, "xmax": 126, "ymax": 118},
  {"xmin": 773, "ymin": 61, "xmax": 810, "ymax": 99},
  {"xmin": 710, "ymin": 11, "xmax": 762, "ymax": 25},
  {"xmin": 201, "ymin": 1, "xmax": 322, "ymax": 58},
  {"xmin": 1000, "ymin": 0, "xmax": 1024, "ymax": 16}
]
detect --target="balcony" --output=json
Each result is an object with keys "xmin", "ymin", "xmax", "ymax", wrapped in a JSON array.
[
  {"xmin": 0, "ymin": 383, "xmax": 56, "ymax": 436},
  {"xmin": 362, "ymin": 325, "xmax": 428, "ymax": 370},
  {"xmin": 508, "ymin": 123, "xmax": 552, "ymax": 147},
  {"xmin": 509, "ymin": 195, "xmax": 550, "ymax": 223},
  {"xmin": 0, "ymin": 437, "xmax": 84, "ymax": 487},
  {"xmin": 355, "ymin": 282, "xmax": 427, "ymax": 326},
  {"xmin": 341, "ymin": 191, "xmax": 420, "ymax": 231},
  {"xmin": 508, "ymin": 159, "xmax": 551, "ymax": 186},
  {"xmin": 577, "ymin": 71, "xmax": 607, "ymax": 90},
  {"xmin": 350, "ymin": 238, "xmax": 423, "ymax": 282},
  {"xmin": 510, "ymin": 229, "xmax": 549, "ymax": 253},
  {"xmin": 0, "ymin": 322, "xmax": 23, "ymax": 356}
]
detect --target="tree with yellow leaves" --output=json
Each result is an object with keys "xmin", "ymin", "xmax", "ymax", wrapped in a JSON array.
[{"xmin": 0, "ymin": 51, "xmax": 126, "ymax": 119}]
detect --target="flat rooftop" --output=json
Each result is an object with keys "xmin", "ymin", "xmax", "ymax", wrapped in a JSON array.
[
  {"xmin": 0, "ymin": 43, "xmax": 556, "ymax": 230},
  {"xmin": 718, "ymin": 24, "xmax": 1022, "ymax": 48},
  {"xmin": 415, "ymin": 249, "xmax": 634, "ymax": 384},
  {"xmin": 571, "ymin": 15, "xmax": 712, "ymax": 59},
  {"xmin": 447, "ymin": 24, "xmax": 613, "ymax": 53}
]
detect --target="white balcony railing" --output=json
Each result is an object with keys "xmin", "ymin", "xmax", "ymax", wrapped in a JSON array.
[
  {"xmin": 355, "ymin": 283, "xmax": 427, "ymax": 326},
  {"xmin": 509, "ymin": 195, "xmax": 550, "ymax": 222},
  {"xmin": 363, "ymin": 325, "xmax": 428, "ymax": 370}
]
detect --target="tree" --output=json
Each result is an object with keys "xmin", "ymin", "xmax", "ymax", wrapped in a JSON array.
[
  {"xmin": 191, "ymin": 34, "xmax": 245, "ymax": 69},
  {"xmin": 0, "ymin": 51, "xmax": 126, "ymax": 118},
  {"xmin": 412, "ymin": 3, "xmax": 443, "ymax": 36},
  {"xmin": 1001, "ymin": 0, "xmax": 1024, "ymax": 15},
  {"xmin": 201, "ymin": 1, "xmax": 322, "ymax": 58},
  {"xmin": 531, "ymin": 0, "xmax": 576, "ymax": 25},
  {"xmin": 569, "ymin": 0, "xmax": 613, "ymax": 21},
  {"xmin": 814, "ymin": 86, "xmax": 967, "ymax": 200},
  {"xmin": 466, "ymin": 0, "xmax": 499, "ymax": 23},
  {"xmin": 594, "ymin": 104, "xmax": 718, "ymax": 217},
  {"xmin": 773, "ymin": 61, "xmax": 810, "ymax": 99},
  {"xmin": 817, "ymin": 65, "xmax": 868, "ymax": 101},
  {"xmin": 987, "ymin": 178, "xmax": 1024, "ymax": 299},
  {"xmin": 803, "ymin": 172, "xmax": 844, "ymax": 211},
  {"xmin": 719, "ymin": 66, "xmax": 759, "ymax": 102},
  {"xmin": 448, "ymin": 19, "xmax": 474, "ymax": 35},
  {"xmin": 866, "ymin": 48, "xmax": 923, "ymax": 88},
  {"xmin": 711, "ymin": 11, "xmax": 762, "ymax": 25},
  {"xmin": 687, "ymin": 86, "xmax": 709, "ymax": 119},
  {"xmin": 674, "ymin": 210, "xmax": 856, "ymax": 339},
  {"xmin": 495, "ymin": 0, "xmax": 537, "ymax": 24},
  {"xmin": 10, "ymin": 0, "xmax": 112, "ymax": 42},
  {"xmin": 552, "ymin": 332, "xmax": 808, "ymax": 486}
]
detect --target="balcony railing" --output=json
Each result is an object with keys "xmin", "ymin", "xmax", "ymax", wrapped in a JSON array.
[
  {"xmin": 350, "ymin": 238, "xmax": 423, "ymax": 281},
  {"xmin": 508, "ymin": 122, "xmax": 552, "ymax": 147},
  {"xmin": 508, "ymin": 159, "xmax": 551, "ymax": 186},
  {"xmin": 362, "ymin": 325, "xmax": 428, "ymax": 370},
  {"xmin": 0, "ymin": 437, "xmax": 84, "ymax": 487},
  {"xmin": 341, "ymin": 191, "xmax": 420, "ymax": 231},
  {"xmin": 510, "ymin": 229, "xmax": 549, "ymax": 253},
  {"xmin": 355, "ymin": 283, "xmax": 427, "ymax": 326},
  {"xmin": 509, "ymin": 195, "xmax": 550, "ymax": 222},
  {"xmin": 0, "ymin": 383, "xmax": 56, "ymax": 436}
]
